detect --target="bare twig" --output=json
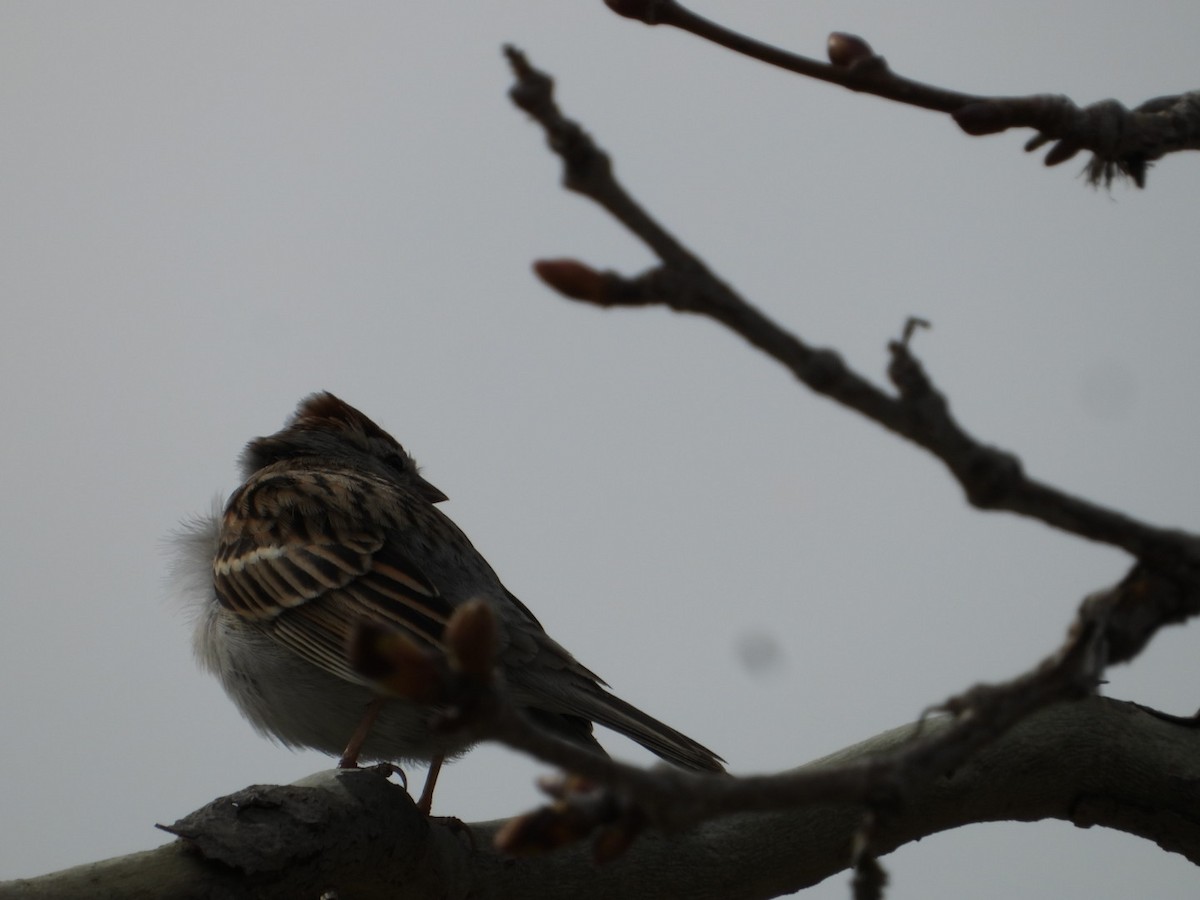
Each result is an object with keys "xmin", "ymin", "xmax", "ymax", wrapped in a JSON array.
[
  {"xmin": 345, "ymin": 579, "xmax": 1151, "ymax": 862},
  {"xmin": 508, "ymin": 47, "xmax": 1200, "ymax": 576},
  {"xmin": 605, "ymin": 0, "xmax": 983, "ymax": 111},
  {"xmin": 603, "ymin": 0, "xmax": 1200, "ymax": 186}
]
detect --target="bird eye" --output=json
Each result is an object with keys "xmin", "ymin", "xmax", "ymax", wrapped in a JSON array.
[{"xmin": 383, "ymin": 452, "xmax": 410, "ymax": 475}]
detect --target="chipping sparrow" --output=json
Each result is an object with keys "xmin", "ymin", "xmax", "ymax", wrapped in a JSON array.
[{"xmin": 173, "ymin": 392, "xmax": 723, "ymax": 810}]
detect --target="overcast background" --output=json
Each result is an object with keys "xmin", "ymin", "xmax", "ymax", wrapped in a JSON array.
[{"xmin": 2, "ymin": 3, "xmax": 1199, "ymax": 897}]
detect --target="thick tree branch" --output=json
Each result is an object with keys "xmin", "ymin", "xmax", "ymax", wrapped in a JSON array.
[
  {"xmin": 603, "ymin": 0, "xmax": 1200, "ymax": 186},
  {"xmin": 4, "ymin": 698, "xmax": 1196, "ymax": 900}
]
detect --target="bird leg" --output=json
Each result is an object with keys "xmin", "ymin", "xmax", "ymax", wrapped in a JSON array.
[
  {"xmin": 416, "ymin": 754, "xmax": 444, "ymax": 814},
  {"xmin": 338, "ymin": 697, "xmax": 385, "ymax": 768}
]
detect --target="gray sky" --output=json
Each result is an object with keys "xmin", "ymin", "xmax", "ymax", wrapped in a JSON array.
[{"xmin": 2, "ymin": 3, "xmax": 1198, "ymax": 897}]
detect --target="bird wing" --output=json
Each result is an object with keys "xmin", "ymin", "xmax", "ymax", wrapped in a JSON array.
[
  {"xmin": 213, "ymin": 464, "xmax": 726, "ymax": 772},
  {"xmin": 213, "ymin": 467, "xmax": 454, "ymax": 684}
]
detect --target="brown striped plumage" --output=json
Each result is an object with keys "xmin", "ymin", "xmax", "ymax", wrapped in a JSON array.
[{"xmin": 176, "ymin": 392, "xmax": 723, "ymax": 809}]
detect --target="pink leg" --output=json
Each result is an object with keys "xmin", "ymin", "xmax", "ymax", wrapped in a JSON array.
[
  {"xmin": 338, "ymin": 697, "xmax": 384, "ymax": 768},
  {"xmin": 416, "ymin": 754, "xmax": 444, "ymax": 815}
]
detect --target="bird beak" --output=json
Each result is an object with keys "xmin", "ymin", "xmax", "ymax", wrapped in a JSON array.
[{"xmin": 416, "ymin": 476, "xmax": 449, "ymax": 504}]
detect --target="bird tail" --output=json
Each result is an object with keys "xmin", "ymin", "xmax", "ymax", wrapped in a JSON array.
[{"xmin": 575, "ymin": 687, "xmax": 726, "ymax": 773}]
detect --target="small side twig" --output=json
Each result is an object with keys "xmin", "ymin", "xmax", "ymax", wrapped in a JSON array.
[
  {"xmin": 346, "ymin": 576, "xmax": 1151, "ymax": 862},
  {"xmin": 508, "ymin": 46, "xmax": 1200, "ymax": 578},
  {"xmin": 603, "ymin": 0, "xmax": 1200, "ymax": 186}
]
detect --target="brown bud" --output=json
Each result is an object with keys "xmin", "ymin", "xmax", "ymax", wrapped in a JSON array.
[
  {"xmin": 445, "ymin": 598, "xmax": 498, "ymax": 678},
  {"xmin": 533, "ymin": 259, "xmax": 607, "ymax": 302},
  {"xmin": 494, "ymin": 805, "xmax": 586, "ymax": 856},
  {"xmin": 350, "ymin": 625, "xmax": 446, "ymax": 703},
  {"xmin": 537, "ymin": 772, "xmax": 598, "ymax": 800},
  {"xmin": 604, "ymin": 0, "xmax": 661, "ymax": 24},
  {"xmin": 827, "ymin": 32, "xmax": 874, "ymax": 67}
]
